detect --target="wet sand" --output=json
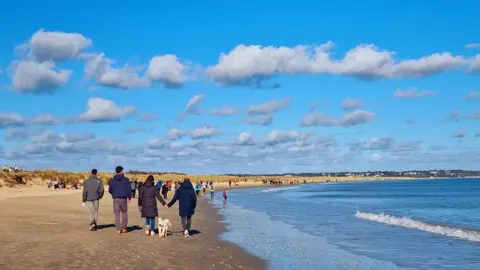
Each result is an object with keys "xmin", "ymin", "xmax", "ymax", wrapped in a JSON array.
[{"xmin": 0, "ymin": 188, "xmax": 266, "ymax": 270}]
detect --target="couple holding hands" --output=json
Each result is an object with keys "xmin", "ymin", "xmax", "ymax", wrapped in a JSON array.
[{"xmin": 138, "ymin": 175, "xmax": 197, "ymax": 237}]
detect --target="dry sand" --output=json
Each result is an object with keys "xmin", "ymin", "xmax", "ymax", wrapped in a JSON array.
[
  {"xmin": 0, "ymin": 186, "xmax": 82, "ymax": 201},
  {"xmin": 0, "ymin": 187, "xmax": 266, "ymax": 270}
]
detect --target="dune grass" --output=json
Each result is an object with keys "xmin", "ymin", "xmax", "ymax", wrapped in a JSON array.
[
  {"xmin": 0, "ymin": 169, "xmax": 416, "ymax": 188},
  {"xmin": 0, "ymin": 170, "xmax": 326, "ymax": 187}
]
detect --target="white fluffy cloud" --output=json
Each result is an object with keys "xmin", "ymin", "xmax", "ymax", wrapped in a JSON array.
[
  {"xmin": 464, "ymin": 90, "xmax": 480, "ymax": 101},
  {"xmin": 80, "ymin": 98, "xmax": 136, "ymax": 122},
  {"xmin": 1, "ymin": 98, "xmax": 135, "ymax": 130},
  {"xmin": 265, "ymin": 130, "xmax": 301, "ymax": 145},
  {"xmin": 465, "ymin": 43, "xmax": 480, "ymax": 49},
  {"xmin": 341, "ymin": 98, "xmax": 363, "ymax": 110},
  {"xmin": 3, "ymin": 127, "xmax": 479, "ymax": 173},
  {"xmin": 0, "ymin": 113, "xmax": 25, "ymax": 128},
  {"xmin": 350, "ymin": 137, "xmax": 394, "ymax": 151},
  {"xmin": 393, "ymin": 88, "xmax": 437, "ymax": 98},
  {"xmin": 83, "ymin": 53, "xmax": 189, "ymax": 90},
  {"xmin": 247, "ymin": 98, "xmax": 290, "ymax": 115},
  {"xmin": 63, "ymin": 133, "xmax": 95, "ymax": 143},
  {"xmin": 11, "ymin": 29, "xmax": 189, "ymax": 91},
  {"xmin": 370, "ymin": 153, "xmax": 382, "ymax": 162},
  {"xmin": 190, "ymin": 126, "xmax": 220, "ymax": 139},
  {"xmin": 468, "ymin": 55, "xmax": 480, "ymax": 72},
  {"xmin": 178, "ymin": 94, "xmax": 204, "ymax": 121},
  {"xmin": 185, "ymin": 94, "xmax": 204, "ymax": 113},
  {"xmin": 20, "ymin": 28, "xmax": 92, "ymax": 62},
  {"xmin": 234, "ymin": 132, "xmax": 255, "ymax": 145},
  {"xmin": 301, "ymin": 110, "xmax": 376, "ymax": 127},
  {"xmin": 211, "ymin": 105, "xmax": 237, "ymax": 116},
  {"xmin": 166, "ymin": 128, "xmax": 189, "ymax": 140},
  {"xmin": 206, "ymin": 42, "xmax": 466, "ymax": 86},
  {"xmin": 84, "ymin": 53, "xmax": 150, "ymax": 89},
  {"xmin": 245, "ymin": 114, "xmax": 272, "ymax": 126},
  {"xmin": 147, "ymin": 55, "xmax": 189, "ymax": 87},
  {"xmin": 8, "ymin": 60, "xmax": 71, "ymax": 93},
  {"xmin": 3, "ymin": 128, "xmax": 30, "ymax": 141}
]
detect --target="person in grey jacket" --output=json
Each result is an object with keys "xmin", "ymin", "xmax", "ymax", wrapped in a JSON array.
[
  {"xmin": 82, "ymin": 169, "xmax": 105, "ymax": 231},
  {"xmin": 130, "ymin": 179, "xmax": 137, "ymax": 198}
]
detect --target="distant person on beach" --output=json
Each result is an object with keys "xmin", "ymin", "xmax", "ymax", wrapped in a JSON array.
[
  {"xmin": 195, "ymin": 183, "xmax": 201, "ymax": 196},
  {"xmin": 228, "ymin": 180, "xmax": 232, "ymax": 188},
  {"xmin": 81, "ymin": 169, "xmax": 105, "ymax": 231},
  {"xmin": 108, "ymin": 166, "xmax": 132, "ymax": 234},
  {"xmin": 155, "ymin": 179, "xmax": 163, "ymax": 191},
  {"xmin": 209, "ymin": 182, "xmax": 215, "ymax": 199},
  {"xmin": 161, "ymin": 183, "xmax": 169, "ymax": 199},
  {"xmin": 202, "ymin": 182, "xmax": 207, "ymax": 195},
  {"xmin": 223, "ymin": 189, "xmax": 228, "ymax": 207},
  {"xmin": 166, "ymin": 178, "xmax": 197, "ymax": 237},
  {"xmin": 130, "ymin": 179, "xmax": 137, "ymax": 198},
  {"xmin": 138, "ymin": 175, "xmax": 167, "ymax": 236}
]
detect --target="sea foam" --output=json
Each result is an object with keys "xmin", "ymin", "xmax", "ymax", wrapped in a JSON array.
[
  {"xmin": 214, "ymin": 200, "xmax": 404, "ymax": 270},
  {"xmin": 355, "ymin": 211, "xmax": 480, "ymax": 242}
]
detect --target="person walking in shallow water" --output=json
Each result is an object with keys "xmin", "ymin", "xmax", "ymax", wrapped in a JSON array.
[
  {"xmin": 108, "ymin": 166, "xmax": 132, "ymax": 234},
  {"xmin": 209, "ymin": 182, "xmax": 215, "ymax": 199},
  {"xmin": 82, "ymin": 169, "xmax": 104, "ymax": 231},
  {"xmin": 166, "ymin": 178, "xmax": 197, "ymax": 237},
  {"xmin": 223, "ymin": 189, "xmax": 228, "ymax": 207}
]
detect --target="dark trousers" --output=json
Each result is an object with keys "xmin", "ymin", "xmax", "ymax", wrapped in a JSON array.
[
  {"xmin": 180, "ymin": 216, "xmax": 192, "ymax": 231},
  {"xmin": 131, "ymin": 189, "xmax": 136, "ymax": 198}
]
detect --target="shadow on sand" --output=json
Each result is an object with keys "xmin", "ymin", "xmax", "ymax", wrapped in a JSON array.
[
  {"xmin": 127, "ymin": 225, "xmax": 143, "ymax": 232},
  {"xmin": 96, "ymin": 224, "xmax": 143, "ymax": 232},
  {"xmin": 189, "ymin": 229, "xmax": 201, "ymax": 236},
  {"xmin": 97, "ymin": 224, "xmax": 115, "ymax": 230},
  {"xmin": 171, "ymin": 229, "xmax": 201, "ymax": 236}
]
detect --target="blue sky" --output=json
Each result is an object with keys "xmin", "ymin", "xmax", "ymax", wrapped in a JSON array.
[{"xmin": 0, "ymin": 0, "xmax": 479, "ymax": 173}]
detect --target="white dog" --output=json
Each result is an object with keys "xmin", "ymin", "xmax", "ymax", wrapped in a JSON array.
[{"xmin": 157, "ymin": 217, "xmax": 172, "ymax": 237}]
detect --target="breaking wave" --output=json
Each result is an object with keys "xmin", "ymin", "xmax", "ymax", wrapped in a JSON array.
[
  {"xmin": 355, "ymin": 211, "xmax": 480, "ymax": 242},
  {"xmin": 261, "ymin": 186, "xmax": 300, "ymax": 193}
]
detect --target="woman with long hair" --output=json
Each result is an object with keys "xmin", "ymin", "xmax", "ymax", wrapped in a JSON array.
[{"xmin": 138, "ymin": 175, "xmax": 167, "ymax": 236}]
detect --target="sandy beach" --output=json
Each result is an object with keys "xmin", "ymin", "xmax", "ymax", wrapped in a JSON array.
[{"xmin": 0, "ymin": 187, "xmax": 266, "ymax": 270}]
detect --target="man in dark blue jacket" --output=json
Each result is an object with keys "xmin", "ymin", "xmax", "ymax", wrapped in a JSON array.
[
  {"xmin": 108, "ymin": 166, "xmax": 132, "ymax": 234},
  {"xmin": 166, "ymin": 178, "xmax": 197, "ymax": 237}
]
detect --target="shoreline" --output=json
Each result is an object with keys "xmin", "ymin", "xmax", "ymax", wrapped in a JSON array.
[{"xmin": 197, "ymin": 197, "xmax": 268, "ymax": 269}]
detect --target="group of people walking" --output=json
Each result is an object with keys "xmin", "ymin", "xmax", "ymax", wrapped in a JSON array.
[
  {"xmin": 82, "ymin": 166, "xmax": 197, "ymax": 237},
  {"xmin": 195, "ymin": 181, "xmax": 215, "ymax": 198}
]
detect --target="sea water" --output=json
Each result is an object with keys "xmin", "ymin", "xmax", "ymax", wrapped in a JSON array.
[{"xmin": 211, "ymin": 179, "xmax": 480, "ymax": 270}]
